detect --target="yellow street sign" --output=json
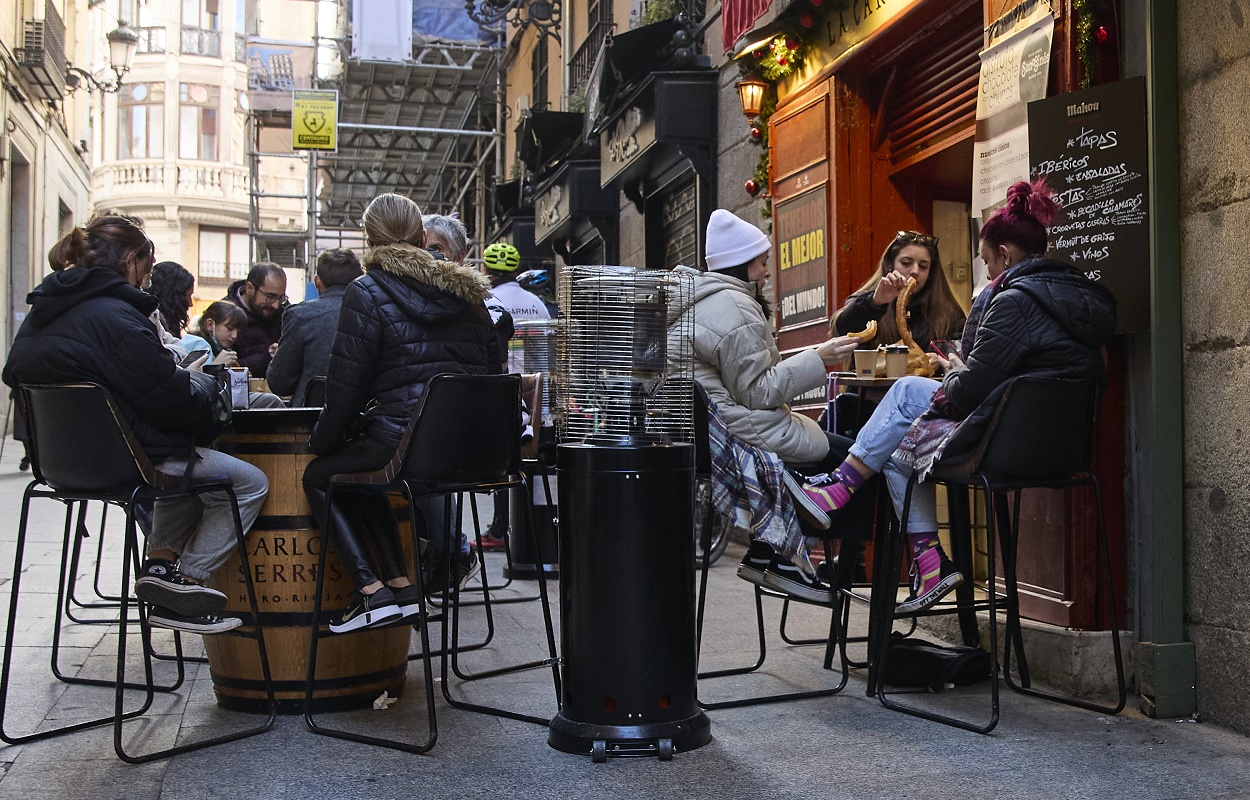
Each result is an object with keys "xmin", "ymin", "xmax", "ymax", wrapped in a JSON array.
[{"xmin": 292, "ymin": 89, "xmax": 338, "ymax": 151}]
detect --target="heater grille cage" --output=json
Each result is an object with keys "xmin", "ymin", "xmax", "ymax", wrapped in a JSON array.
[{"xmin": 555, "ymin": 265, "xmax": 694, "ymax": 444}]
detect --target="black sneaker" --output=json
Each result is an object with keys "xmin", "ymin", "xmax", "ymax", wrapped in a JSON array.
[
  {"xmin": 736, "ymin": 540, "xmax": 774, "ymax": 587},
  {"xmin": 391, "ymin": 584, "xmax": 424, "ymax": 622},
  {"xmin": 782, "ymin": 469, "xmax": 833, "ymax": 530},
  {"xmin": 814, "ymin": 556, "xmax": 839, "ymax": 585},
  {"xmin": 148, "ymin": 606, "xmax": 241, "ymax": 635},
  {"xmin": 426, "ymin": 551, "xmax": 481, "ymax": 608},
  {"xmin": 896, "ymin": 545, "xmax": 964, "ymax": 615},
  {"xmin": 762, "ymin": 558, "xmax": 833, "ymax": 603},
  {"xmin": 135, "ymin": 558, "xmax": 227, "ymax": 616},
  {"xmin": 458, "ymin": 550, "xmax": 481, "ymax": 588},
  {"xmin": 329, "ymin": 587, "xmax": 402, "ymax": 634}
]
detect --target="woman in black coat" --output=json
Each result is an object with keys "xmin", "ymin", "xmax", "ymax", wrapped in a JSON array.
[
  {"xmin": 831, "ymin": 232, "xmax": 966, "ymax": 357},
  {"xmin": 2, "ymin": 216, "xmax": 268, "ymax": 635},
  {"xmin": 791, "ymin": 179, "xmax": 1117, "ymax": 615},
  {"xmin": 302, "ymin": 193, "xmax": 502, "ymax": 633}
]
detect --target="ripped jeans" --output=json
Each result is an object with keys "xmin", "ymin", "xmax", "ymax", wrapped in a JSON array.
[{"xmin": 846, "ymin": 376, "xmax": 941, "ymax": 534}]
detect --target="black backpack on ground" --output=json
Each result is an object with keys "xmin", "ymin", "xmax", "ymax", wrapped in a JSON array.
[{"xmin": 881, "ymin": 635, "xmax": 992, "ymax": 692}]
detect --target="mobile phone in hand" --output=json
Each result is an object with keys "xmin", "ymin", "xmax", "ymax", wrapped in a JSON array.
[
  {"xmin": 930, "ymin": 340, "xmax": 961, "ymax": 359},
  {"xmin": 178, "ymin": 349, "xmax": 210, "ymax": 367}
]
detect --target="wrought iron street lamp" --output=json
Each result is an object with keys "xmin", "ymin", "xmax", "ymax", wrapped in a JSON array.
[
  {"xmin": 65, "ymin": 19, "xmax": 139, "ymax": 94},
  {"xmin": 465, "ymin": 0, "xmax": 562, "ymax": 42}
]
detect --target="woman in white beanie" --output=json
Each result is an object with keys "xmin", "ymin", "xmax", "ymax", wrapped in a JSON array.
[{"xmin": 668, "ymin": 209, "xmax": 864, "ymax": 600}]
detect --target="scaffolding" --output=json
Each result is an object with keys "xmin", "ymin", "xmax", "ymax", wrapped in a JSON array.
[
  {"xmin": 316, "ymin": 24, "xmax": 504, "ymax": 252},
  {"xmin": 247, "ymin": 108, "xmax": 313, "ymax": 274}
]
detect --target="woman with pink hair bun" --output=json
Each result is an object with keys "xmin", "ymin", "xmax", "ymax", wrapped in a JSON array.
[{"xmin": 788, "ymin": 177, "xmax": 1117, "ymax": 614}]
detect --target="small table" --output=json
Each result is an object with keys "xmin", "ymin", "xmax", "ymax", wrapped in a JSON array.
[
  {"xmin": 826, "ymin": 374, "xmax": 900, "ymax": 435},
  {"xmin": 205, "ymin": 408, "xmax": 411, "ymax": 713}
]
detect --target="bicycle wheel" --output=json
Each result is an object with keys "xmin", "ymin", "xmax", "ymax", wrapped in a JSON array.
[{"xmin": 693, "ymin": 479, "xmax": 729, "ymax": 567}]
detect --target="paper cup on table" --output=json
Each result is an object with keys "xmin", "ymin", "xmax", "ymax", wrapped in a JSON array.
[
  {"xmin": 853, "ymin": 349, "xmax": 878, "ymax": 378},
  {"xmin": 885, "ymin": 345, "xmax": 909, "ymax": 378}
]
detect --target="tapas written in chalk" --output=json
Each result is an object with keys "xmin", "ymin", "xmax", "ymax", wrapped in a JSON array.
[{"xmin": 1027, "ymin": 76, "xmax": 1148, "ymax": 333}]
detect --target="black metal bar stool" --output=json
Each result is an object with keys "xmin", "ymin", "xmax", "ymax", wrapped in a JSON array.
[
  {"xmin": 871, "ymin": 376, "xmax": 1126, "ymax": 733},
  {"xmin": 1, "ymin": 383, "xmax": 276, "ymax": 762},
  {"xmin": 691, "ymin": 384, "xmax": 857, "ymax": 708},
  {"xmin": 304, "ymin": 373, "xmax": 561, "ymax": 753}
]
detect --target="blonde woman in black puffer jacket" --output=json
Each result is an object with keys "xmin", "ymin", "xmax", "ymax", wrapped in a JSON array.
[{"xmin": 302, "ymin": 193, "xmax": 503, "ymax": 633}]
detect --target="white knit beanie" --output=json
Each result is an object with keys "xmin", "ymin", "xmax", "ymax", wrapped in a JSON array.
[{"xmin": 704, "ymin": 209, "xmax": 771, "ymax": 272}]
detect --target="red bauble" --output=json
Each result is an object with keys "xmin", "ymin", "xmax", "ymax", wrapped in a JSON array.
[
  {"xmin": 1095, "ymin": 25, "xmax": 1109, "ymax": 43},
  {"xmin": 750, "ymin": 126, "xmax": 762, "ymax": 141},
  {"xmin": 752, "ymin": 47, "xmax": 765, "ymax": 59},
  {"xmin": 785, "ymin": 35, "xmax": 800, "ymax": 50},
  {"xmin": 798, "ymin": 10, "xmax": 815, "ymax": 28},
  {"xmin": 745, "ymin": 179, "xmax": 760, "ymax": 195},
  {"xmin": 777, "ymin": 56, "xmax": 789, "ymax": 67}
]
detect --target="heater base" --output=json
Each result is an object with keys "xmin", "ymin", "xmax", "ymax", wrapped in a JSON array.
[{"xmin": 547, "ymin": 711, "xmax": 711, "ymax": 761}]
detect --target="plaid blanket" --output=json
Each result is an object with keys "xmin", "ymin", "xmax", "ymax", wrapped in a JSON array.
[{"xmin": 705, "ymin": 395, "xmax": 814, "ymax": 576}]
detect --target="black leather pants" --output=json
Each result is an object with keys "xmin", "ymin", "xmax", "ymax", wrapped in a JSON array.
[{"xmin": 302, "ymin": 437, "xmax": 410, "ymax": 590}]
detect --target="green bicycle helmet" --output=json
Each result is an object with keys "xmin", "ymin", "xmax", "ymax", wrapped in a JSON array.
[{"xmin": 482, "ymin": 242, "xmax": 521, "ymax": 271}]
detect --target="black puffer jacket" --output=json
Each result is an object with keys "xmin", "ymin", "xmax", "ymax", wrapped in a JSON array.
[
  {"xmin": 2, "ymin": 267, "xmax": 217, "ymax": 460},
  {"xmin": 224, "ymin": 279, "xmax": 284, "ymax": 378},
  {"xmin": 937, "ymin": 257, "xmax": 1117, "ymax": 458},
  {"xmin": 833, "ymin": 289, "xmax": 965, "ymax": 352},
  {"xmin": 309, "ymin": 244, "xmax": 503, "ymax": 455}
]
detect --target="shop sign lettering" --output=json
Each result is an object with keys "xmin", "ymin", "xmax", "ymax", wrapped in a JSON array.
[{"xmin": 773, "ymin": 187, "xmax": 828, "ymax": 329}]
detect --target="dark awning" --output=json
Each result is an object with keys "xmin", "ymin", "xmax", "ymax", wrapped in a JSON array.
[
  {"xmin": 516, "ymin": 110, "xmax": 587, "ymax": 175},
  {"xmin": 585, "ymin": 18, "xmax": 684, "ymax": 136}
]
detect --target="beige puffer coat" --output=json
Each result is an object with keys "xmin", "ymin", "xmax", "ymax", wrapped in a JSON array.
[{"xmin": 668, "ymin": 265, "xmax": 829, "ymax": 463}]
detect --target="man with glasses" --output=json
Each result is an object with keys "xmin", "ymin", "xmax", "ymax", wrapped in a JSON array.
[{"xmin": 224, "ymin": 261, "xmax": 288, "ymax": 378}]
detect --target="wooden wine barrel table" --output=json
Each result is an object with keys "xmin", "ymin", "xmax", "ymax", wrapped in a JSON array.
[{"xmin": 205, "ymin": 408, "xmax": 411, "ymax": 713}]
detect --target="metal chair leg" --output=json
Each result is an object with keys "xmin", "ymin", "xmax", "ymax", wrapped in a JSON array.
[
  {"xmin": 696, "ymin": 529, "xmax": 849, "ymax": 709},
  {"xmin": 439, "ymin": 475, "xmax": 561, "ymax": 725},
  {"xmin": 1, "ymin": 484, "xmax": 150, "ymax": 745},
  {"xmin": 305, "ymin": 483, "xmax": 437, "ymax": 753},
  {"xmin": 1002, "ymin": 477, "xmax": 1127, "ymax": 715},
  {"xmin": 114, "ymin": 485, "xmax": 277, "ymax": 763},
  {"xmin": 875, "ymin": 475, "xmax": 1001, "ymax": 734}
]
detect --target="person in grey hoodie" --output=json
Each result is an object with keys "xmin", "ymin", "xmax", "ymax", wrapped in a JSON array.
[{"xmin": 266, "ymin": 248, "xmax": 363, "ymax": 405}]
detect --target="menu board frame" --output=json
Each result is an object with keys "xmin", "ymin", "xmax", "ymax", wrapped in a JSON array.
[{"xmin": 1027, "ymin": 76, "xmax": 1149, "ymax": 333}]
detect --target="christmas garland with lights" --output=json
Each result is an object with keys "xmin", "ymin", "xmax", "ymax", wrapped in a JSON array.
[
  {"xmin": 737, "ymin": 0, "xmax": 848, "ymax": 216},
  {"xmin": 1073, "ymin": 0, "xmax": 1109, "ymax": 88}
]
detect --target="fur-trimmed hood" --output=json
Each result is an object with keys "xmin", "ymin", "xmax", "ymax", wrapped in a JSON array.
[{"xmin": 363, "ymin": 244, "xmax": 492, "ymax": 303}]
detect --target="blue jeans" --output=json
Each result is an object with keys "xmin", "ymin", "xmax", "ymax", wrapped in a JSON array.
[{"xmin": 847, "ymin": 376, "xmax": 941, "ymax": 534}]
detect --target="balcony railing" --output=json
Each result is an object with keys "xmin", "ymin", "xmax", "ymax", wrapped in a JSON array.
[
  {"xmin": 198, "ymin": 260, "xmax": 249, "ymax": 283},
  {"xmin": 136, "ymin": 26, "xmax": 166, "ymax": 54},
  {"xmin": 234, "ymin": 33, "xmax": 247, "ymax": 63},
  {"xmin": 93, "ymin": 161, "xmax": 168, "ymax": 198},
  {"xmin": 177, "ymin": 163, "xmax": 248, "ymax": 197},
  {"xmin": 93, "ymin": 161, "xmax": 249, "ymax": 210},
  {"xmin": 569, "ymin": 21, "xmax": 613, "ymax": 108},
  {"xmin": 181, "ymin": 26, "xmax": 221, "ymax": 58}
]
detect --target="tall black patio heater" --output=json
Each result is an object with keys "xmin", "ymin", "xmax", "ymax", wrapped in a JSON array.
[{"xmin": 547, "ymin": 265, "xmax": 710, "ymax": 761}]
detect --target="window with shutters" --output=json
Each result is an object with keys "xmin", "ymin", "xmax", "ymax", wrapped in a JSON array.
[
  {"xmin": 198, "ymin": 228, "xmax": 250, "ymax": 285},
  {"xmin": 659, "ymin": 177, "xmax": 698, "ymax": 270},
  {"xmin": 881, "ymin": 3, "xmax": 982, "ymax": 169}
]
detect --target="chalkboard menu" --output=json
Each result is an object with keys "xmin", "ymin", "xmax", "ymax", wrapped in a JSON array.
[{"xmin": 1027, "ymin": 76, "xmax": 1148, "ymax": 332}]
